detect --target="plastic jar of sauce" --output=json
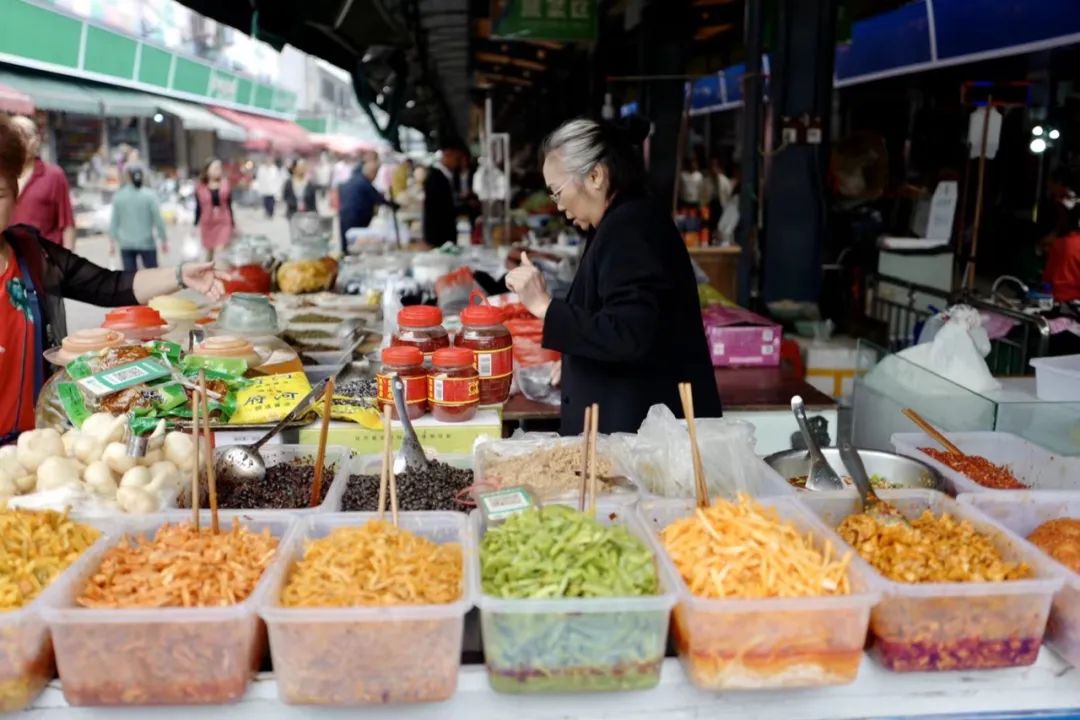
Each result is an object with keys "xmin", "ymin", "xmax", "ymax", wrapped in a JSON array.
[
  {"xmin": 392, "ymin": 306, "xmax": 451, "ymax": 361},
  {"xmin": 376, "ymin": 346, "xmax": 428, "ymax": 421},
  {"xmin": 457, "ymin": 304, "xmax": 512, "ymax": 405},
  {"xmin": 428, "ymin": 348, "xmax": 479, "ymax": 422}
]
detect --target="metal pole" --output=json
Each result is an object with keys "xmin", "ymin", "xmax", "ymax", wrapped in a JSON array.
[
  {"xmin": 1033, "ymin": 150, "xmax": 1045, "ymax": 224},
  {"xmin": 966, "ymin": 98, "xmax": 992, "ymax": 290},
  {"xmin": 737, "ymin": 0, "xmax": 764, "ymax": 307}
]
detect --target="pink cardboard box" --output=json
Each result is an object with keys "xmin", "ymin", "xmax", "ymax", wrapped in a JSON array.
[{"xmin": 702, "ymin": 306, "xmax": 781, "ymax": 367}]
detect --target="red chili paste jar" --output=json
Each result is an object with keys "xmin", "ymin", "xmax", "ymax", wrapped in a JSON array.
[
  {"xmin": 457, "ymin": 304, "xmax": 512, "ymax": 405},
  {"xmin": 376, "ymin": 346, "xmax": 428, "ymax": 421},
  {"xmin": 392, "ymin": 305, "xmax": 451, "ymax": 360},
  {"xmin": 428, "ymin": 348, "xmax": 479, "ymax": 422}
]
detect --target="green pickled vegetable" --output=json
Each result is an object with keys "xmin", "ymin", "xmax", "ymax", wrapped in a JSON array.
[{"xmin": 480, "ymin": 505, "xmax": 658, "ymax": 600}]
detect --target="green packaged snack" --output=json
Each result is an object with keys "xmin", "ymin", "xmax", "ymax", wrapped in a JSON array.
[
  {"xmin": 152, "ymin": 382, "xmax": 188, "ymax": 412},
  {"xmin": 57, "ymin": 382, "xmax": 92, "ymax": 428}
]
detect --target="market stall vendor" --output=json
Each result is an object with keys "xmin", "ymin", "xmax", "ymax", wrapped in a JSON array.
[
  {"xmin": 506, "ymin": 117, "xmax": 722, "ymax": 434},
  {"xmin": 0, "ymin": 114, "xmax": 224, "ymax": 441}
]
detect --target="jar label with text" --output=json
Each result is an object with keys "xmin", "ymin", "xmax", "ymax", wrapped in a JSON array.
[
  {"xmin": 474, "ymin": 346, "xmax": 513, "ymax": 379},
  {"xmin": 377, "ymin": 373, "xmax": 428, "ymax": 405},
  {"xmin": 429, "ymin": 374, "xmax": 480, "ymax": 405}
]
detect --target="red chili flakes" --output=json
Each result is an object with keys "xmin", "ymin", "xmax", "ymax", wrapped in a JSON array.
[{"xmin": 920, "ymin": 448, "xmax": 1028, "ymax": 490}]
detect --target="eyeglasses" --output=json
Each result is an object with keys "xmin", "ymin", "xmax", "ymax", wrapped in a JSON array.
[{"xmin": 548, "ymin": 176, "xmax": 574, "ymax": 204}]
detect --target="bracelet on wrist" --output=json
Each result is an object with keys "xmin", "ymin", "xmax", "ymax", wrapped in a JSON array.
[{"xmin": 175, "ymin": 263, "xmax": 186, "ymax": 290}]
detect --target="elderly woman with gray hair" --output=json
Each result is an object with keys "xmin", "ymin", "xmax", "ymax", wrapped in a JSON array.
[{"xmin": 506, "ymin": 118, "xmax": 722, "ymax": 434}]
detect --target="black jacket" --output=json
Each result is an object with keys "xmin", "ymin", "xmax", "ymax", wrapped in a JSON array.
[
  {"xmin": 282, "ymin": 179, "xmax": 317, "ymax": 219},
  {"xmin": 422, "ymin": 167, "xmax": 457, "ymax": 247},
  {"xmin": 543, "ymin": 192, "xmax": 722, "ymax": 435}
]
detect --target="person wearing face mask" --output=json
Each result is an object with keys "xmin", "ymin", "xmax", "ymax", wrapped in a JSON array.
[
  {"xmin": 505, "ymin": 118, "xmax": 722, "ymax": 435},
  {"xmin": 0, "ymin": 115, "xmax": 224, "ymax": 440},
  {"xmin": 109, "ymin": 168, "xmax": 168, "ymax": 270}
]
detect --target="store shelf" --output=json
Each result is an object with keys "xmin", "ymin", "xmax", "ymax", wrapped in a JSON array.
[{"xmin": 26, "ymin": 652, "xmax": 1080, "ymax": 719}]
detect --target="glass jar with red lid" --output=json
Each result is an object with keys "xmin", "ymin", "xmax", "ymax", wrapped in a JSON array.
[
  {"xmin": 457, "ymin": 303, "xmax": 512, "ymax": 405},
  {"xmin": 428, "ymin": 348, "xmax": 479, "ymax": 422},
  {"xmin": 392, "ymin": 305, "xmax": 450, "ymax": 360},
  {"xmin": 376, "ymin": 346, "xmax": 428, "ymax": 421}
]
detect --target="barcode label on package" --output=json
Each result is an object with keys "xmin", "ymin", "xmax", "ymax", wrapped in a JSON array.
[
  {"xmin": 479, "ymin": 486, "xmax": 536, "ymax": 524},
  {"xmin": 78, "ymin": 359, "xmax": 170, "ymax": 397}
]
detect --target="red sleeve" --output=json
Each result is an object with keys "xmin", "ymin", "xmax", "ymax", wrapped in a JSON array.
[{"xmin": 54, "ymin": 172, "xmax": 75, "ymax": 230}]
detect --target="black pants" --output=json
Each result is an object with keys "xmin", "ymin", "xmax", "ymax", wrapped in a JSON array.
[
  {"xmin": 262, "ymin": 195, "xmax": 276, "ymax": 218},
  {"xmin": 121, "ymin": 249, "xmax": 158, "ymax": 271}
]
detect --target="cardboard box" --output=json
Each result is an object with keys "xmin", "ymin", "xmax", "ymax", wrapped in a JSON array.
[
  {"xmin": 297, "ymin": 408, "xmax": 503, "ymax": 455},
  {"xmin": 702, "ymin": 306, "xmax": 781, "ymax": 367}
]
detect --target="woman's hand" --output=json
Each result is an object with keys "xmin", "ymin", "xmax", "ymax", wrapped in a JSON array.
[
  {"xmin": 181, "ymin": 262, "xmax": 226, "ymax": 301},
  {"xmin": 505, "ymin": 252, "xmax": 552, "ymax": 319}
]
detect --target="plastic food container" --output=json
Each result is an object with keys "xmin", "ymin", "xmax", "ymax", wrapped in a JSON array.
[
  {"xmin": 101, "ymin": 306, "xmax": 169, "ymax": 341},
  {"xmin": 457, "ymin": 303, "xmax": 512, "ymax": 405},
  {"xmin": 329, "ymin": 454, "xmax": 472, "ymax": 513},
  {"xmin": 199, "ymin": 445, "xmax": 351, "ymax": 514},
  {"xmin": 892, "ymin": 431, "xmax": 1077, "ymax": 494},
  {"xmin": 428, "ymin": 348, "xmax": 479, "ymax": 423},
  {"xmin": 638, "ymin": 497, "xmax": 877, "ymax": 689},
  {"xmin": 260, "ymin": 512, "xmax": 473, "ymax": 705},
  {"xmin": 216, "ymin": 292, "xmax": 280, "ymax": 335},
  {"xmin": 959, "ymin": 492, "xmax": 1080, "ymax": 667},
  {"xmin": 800, "ymin": 489, "xmax": 1063, "ymax": 672},
  {"xmin": 44, "ymin": 512, "xmax": 292, "ymax": 706},
  {"xmin": 1030, "ymin": 354, "xmax": 1080, "ymax": 401},
  {"xmin": 473, "ymin": 504, "xmax": 675, "ymax": 694},
  {"xmin": 0, "ymin": 517, "xmax": 111, "ymax": 712},
  {"xmin": 376, "ymin": 346, "xmax": 428, "ymax": 421}
]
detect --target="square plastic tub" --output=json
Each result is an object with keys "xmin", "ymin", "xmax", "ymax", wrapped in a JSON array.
[
  {"xmin": 1030, "ymin": 354, "xmax": 1080, "ymax": 401},
  {"xmin": 297, "ymin": 349, "xmax": 350, "ymax": 366},
  {"xmin": 959, "ymin": 492, "xmax": 1080, "ymax": 666},
  {"xmin": 44, "ymin": 512, "xmax": 293, "ymax": 706},
  {"xmin": 0, "ymin": 515, "xmax": 112, "ymax": 712},
  {"xmin": 329, "ymin": 454, "xmax": 473, "ymax": 513},
  {"xmin": 472, "ymin": 435, "xmax": 639, "ymax": 505},
  {"xmin": 638, "ymin": 497, "xmax": 878, "ymax": 689},
  {"xmin": 891, "ymin": 431, "xmax": 1078, "ymax": 494},
  {"xmin": 259, "ymin": 512, "xmax": 473, "ymax": 705},
  {"xmin": 191, "ymin": 445, "xmax": 351, "ymax": 514},
  {"xmin": 473, "ymin": 504, "xmax": 675, "ymax": 693},
  {"xmin": 799, "ymin": 489, "xmax": 1064, "ymax": 672}
]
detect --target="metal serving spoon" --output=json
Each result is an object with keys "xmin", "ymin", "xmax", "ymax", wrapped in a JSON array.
[
  {"xmin": 392, "ymin": 375, "xmax": 430, "ymax": 473},
  {"xmin": 839, "ymin": 440, "xmax": 909, "ymax": 527},
  {"xmin": 791, "ymin": 395, "xmax": 845, "ymax": 491},
  {"xmin": 214, "ymin": 378, "xmax": 329, "ymax": 485}
]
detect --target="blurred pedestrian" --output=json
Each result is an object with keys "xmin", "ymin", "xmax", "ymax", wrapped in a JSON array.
[
  {"xmin": 338, "ymin": 156, "xmax": 392, "ymax": 253},
  {"xmin": 423, "ymin": 142, "xmax": 468, "ymax": 248},
  {"xmin": 254, "ymin": 157, "xmax": 282, "ymax": 218},
  {"xmin": 109, "ymin": 168, "xmax": 167, "ymax": 270},
  {"xmin": 314, "ymin": 152, "xmax": 332, "ymax": 199},
  {"xmin": 282, "ymin": 158, "xmax": 317, "ymax": 220},
  {"xmin": 194, "ymin": 157, "xmax": 234, "ymax": 259},
  {"xmin": 9, "ymin": 116, "xmax": 75, "ymax": 249}
]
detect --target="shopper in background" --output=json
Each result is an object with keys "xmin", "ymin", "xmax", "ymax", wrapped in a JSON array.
[
  {"xmin": 314, "ymin": 152, "xmax": 333, "ymax": 199},
  {"xmin": 678, "ymin": 155, "xmax": 704, "ymax": 209},
  {"xmin": 423, "ymin": 141, "xmax": 468, "ymax": 248},
  {"xmin": 505, "ymin": 117, "xmax": 722, "ymax": 435},
  {"xmin": 338, "ymin": 156, "xmax": 392, "ymax": 254},
  {"xmin": 0, "ymin": 114, "xmax": 224, "ymax": 439},
  {"xmin": 9, "ymin": 115, "xmax": 75, "ymax": 250},
  {"xmin": 193, "ymin": 157, "xmax": 234, "ymax": 259},
  {"xmin": 109, "ymin": 167, "xmax": 167, "ymax": 271},
  {"xmin": 1044, "ymin": 168, "xmax": 1080, "ymax": 303},
  {"xmin": 254, "ymin": 157, "xmax": 282, "ymax": 218},
  {"xmin": 282, "ymin": 158, "xmax": 317, "ymax": 220}
]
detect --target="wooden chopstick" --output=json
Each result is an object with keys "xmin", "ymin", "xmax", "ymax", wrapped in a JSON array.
[
  {"xmin": 579, "ymin": 405, "xmax": 592, "ymax": 512},
  {"xmin": 378, "ymin": 404, "xmax": 392, "ymax": 518},
  {"xmin": 902, "ymin": 407, "xmax": 963, "ymax": 455},
  {"xmin": 309, "ymin": 378, "xmax": 335, "ymax": 508},
  {"xmin": 190, "ymin": 388, "xmax": 201, "ymax": 530},
  {"xmin": 680, "ymin": 383, "xmax": 709, "ymax": 508},
  {"xmin": 588, "ymin": 403, "xmax": 599, "ymax": 513},
  {"xmin": 199, "ymin": 371, "xmax": 218, "ymax": 533}
]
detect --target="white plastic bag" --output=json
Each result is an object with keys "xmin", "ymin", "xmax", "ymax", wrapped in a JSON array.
[{"xmin": 901, "ymin": 305, "xmax": 999, "ymax": 394}]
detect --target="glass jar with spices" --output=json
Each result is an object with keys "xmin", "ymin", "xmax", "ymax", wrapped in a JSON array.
[
  {"xmin": 376, "ymin": 346, "xmax": 428, "ymax": 421},
  {"xmin": 428, "ymin": 348, "xmax": 479, "ymax": 422},
  {"xmin": 392, "ymin": 306, "xmax": 450, "ymax": 361},
  {"xmin": 457, "ymin": 303, "xmax": 512, "ymax": 405}
]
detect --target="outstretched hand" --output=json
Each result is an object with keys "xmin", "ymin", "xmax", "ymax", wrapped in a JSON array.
[
  {"xmin": 181, "ymin": 262, "xmax": 226, "ymax": 301},
  {"xmin": 505, "ymin": 251, "xmax": 552, "ymax": 320}
]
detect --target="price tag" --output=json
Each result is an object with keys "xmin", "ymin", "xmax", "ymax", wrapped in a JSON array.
[{"xmin": 479, "ymin": 485, "xmax": 537, "ymax": 524}]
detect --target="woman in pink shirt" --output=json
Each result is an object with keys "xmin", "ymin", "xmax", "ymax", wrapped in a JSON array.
[{"xmin": 194, "ymin": 157, "xmax": 234, "ymax": 259}]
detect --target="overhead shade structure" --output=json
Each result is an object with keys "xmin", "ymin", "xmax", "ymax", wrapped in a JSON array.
[
  {"xmin": 0, "ymin": 83, "xmax": 33, "ymax": 115},
  {"xmin": 309, "ymin": 133, "xmax": 384, "ymax": 156},
  {"xmin": 86, "ymin": 85, "xmax": 161, "ymax": 118},
  {"xmin": 210, "ymin": 106, "xmax": 313, "ymax": 154},
  {"xmin": 155, "ymin": 98, "xmax": 247, "ymax": 142},
  {"xmin": 0, "ymin": 67, "xmax": 100, "ymax": 115}
]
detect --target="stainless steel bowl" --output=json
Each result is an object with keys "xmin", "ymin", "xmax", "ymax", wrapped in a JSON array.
[{"xmin": 764, "ymin": 447, "xmax": 945, "ymax": 493}]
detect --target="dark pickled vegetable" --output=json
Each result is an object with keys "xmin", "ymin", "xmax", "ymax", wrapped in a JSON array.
[
  {"xmin": 342, "ymin": 461, "xmax": 473, "ymax": 512},
  {"xmin": 186, "ymin": 461, "xmax": 334, "ymax": 510}
]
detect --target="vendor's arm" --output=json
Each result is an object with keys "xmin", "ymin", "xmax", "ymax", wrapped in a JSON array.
[{"xmin": 542, "ymin": 238, "xmax": 667, "ymax": 364}]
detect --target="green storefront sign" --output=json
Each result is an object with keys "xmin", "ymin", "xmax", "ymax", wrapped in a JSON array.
[
  {"xmin": 0, "ymin": 0, "xmax": 296, "ymax": 115},
  {"xmin": 492, "ymin": 0, "xmax": 597, "ymax": 41}
]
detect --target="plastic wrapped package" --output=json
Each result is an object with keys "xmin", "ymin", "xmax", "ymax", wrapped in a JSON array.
[
  {"xmin": 638, "ymin": 497, "xmax": 877, "ymax": 689},
  {"xmin": 472, "ymin": 433, "xmax": 638, "ymax": 504},
  {"xmin": 260, "ymin": 513, "xmax": 473, "ymax": 705},
  {"xmin": 473, "ymin": 504, "xmax": 675, "ymax": 693},
  {"xmin": 44, "ymin": 512, "xmax": 290, "ymax": 706},
  {"xmin": 618, "ymin": 404, "xmax": 785, "ymax": 498},
  {"xmin": 959, "ymin": 492, "xmax": 1080, "ymax": 667},
  {"xmin": 801, "ymin": 490, "xmax": 1063, "ymax": 672}
]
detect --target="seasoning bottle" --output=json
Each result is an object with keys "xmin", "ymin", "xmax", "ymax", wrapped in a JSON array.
[
  {"xmin": 376, "ymin": 346, "xmax": 428, "ymax": 420},
  {"xmin": 457, "ymin": 303, "xmax": 512, "ymax": 405},
  {"xmin": 392, "ymin": 305, "xmax": 451, "ymax": 361},
  {"xmin": 428, "ymin": 347, "xmax": 480, "ymax": 422}
]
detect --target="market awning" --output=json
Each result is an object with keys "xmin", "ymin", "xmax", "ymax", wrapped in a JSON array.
[
  {"xmin": 0, "ymin": 83, "xmax": 33, "ymax": 115},
  {"xmin": 0, "ymin": 67, "xmax": 100, "ymax": 115},
  {"xmin": 210, "ymin": 106, "xmax": 313, "ymax": 154},
  {"xmin": 88, "ymin": 85, "xmax": 161, "ymax": 118},
  {"xmin": 155, "ymin": 98, "xmax": 247, "ymax": 143},
  {"xmin": 309, "ymin": 133, "xmax": 384, "ymax": 156}
]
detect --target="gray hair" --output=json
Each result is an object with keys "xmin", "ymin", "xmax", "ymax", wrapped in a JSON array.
[{"xmin": 542, "ymin": 118, "xmax": 604, "ymax": 178}]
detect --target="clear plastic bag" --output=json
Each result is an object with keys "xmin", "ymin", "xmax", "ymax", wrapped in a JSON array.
[{"xmin": 514, "ymin": 361, "xmax": 560, "ymax": 405}]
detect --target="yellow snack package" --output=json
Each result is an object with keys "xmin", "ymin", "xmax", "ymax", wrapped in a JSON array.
[{"xmin": 230, "ymin": 372, "xmax": 312, "ymax": 425}]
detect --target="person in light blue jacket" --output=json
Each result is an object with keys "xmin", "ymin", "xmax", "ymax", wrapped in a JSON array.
[{"xmin": 109, "ymin": 168, "xmax": 167, "ymax": 271}]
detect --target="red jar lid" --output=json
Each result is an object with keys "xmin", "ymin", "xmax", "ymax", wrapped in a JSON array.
[
  {"xmin": 102, "ymin": 305, "xmax": 165, "ymax": 329},
  {"xmin": 460, "ymin": 304, "xmax": 504, "ymax": 326},
  {"xmin": 398, "ymin": 305, "xmax": 444, "ymax": 328},
  {"xmin": 381, "ymin": 346, "xmax": 424, "ymax": 366},
  {"xmin": 432, "ymin": 347, "xmax": 475, "ymax": 367}
]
